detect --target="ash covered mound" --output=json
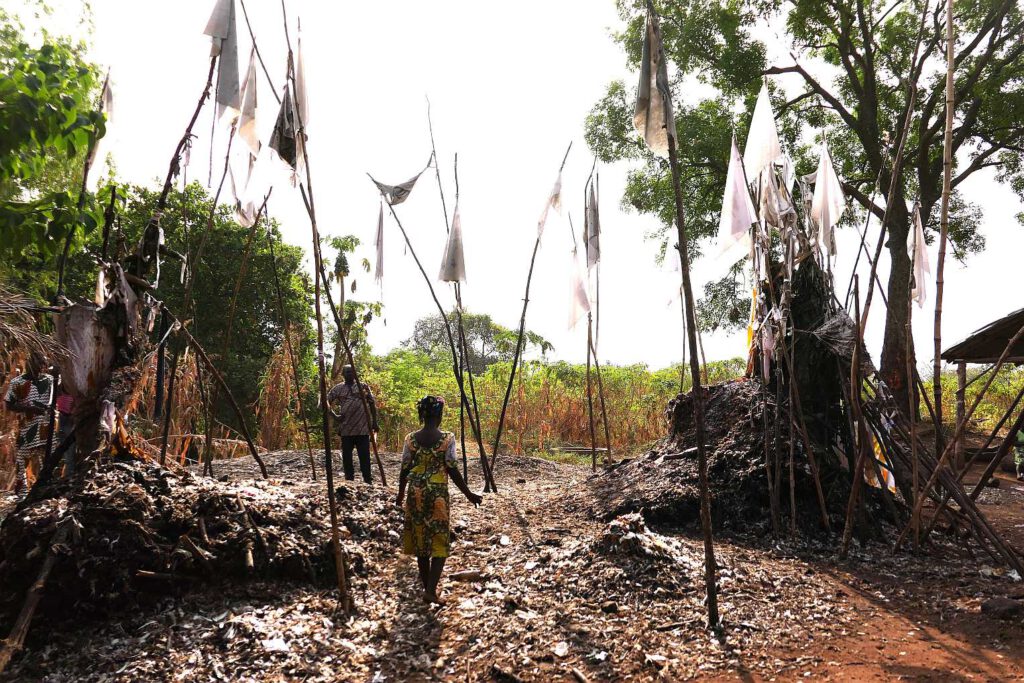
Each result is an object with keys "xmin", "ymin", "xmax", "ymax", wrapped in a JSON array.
[
  {"xmin": 589, "ymin": 379, "xmax": 844, "ymax": 536},
  {"xmin": 0, "ymin": 458, "xmax": 400, "ymax": 627}
]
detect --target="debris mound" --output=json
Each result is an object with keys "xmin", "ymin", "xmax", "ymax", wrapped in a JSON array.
[
  {"xmin": 588, "ymin": 380, "xmax": 841, "ymax": 535},
  {"xmin": 0, "ymin": 458, "xmax": 400, "ymax": 628}
]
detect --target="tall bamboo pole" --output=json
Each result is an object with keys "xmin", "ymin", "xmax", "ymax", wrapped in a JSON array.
[
  {"xmin": 933, "ymin": 0, "xmax": 955, "ymax": 460},
  {"xmin": 280, "ymin": 4, "xmax": 349, "ymax": 610},
  {"xmin": 840, "ymin": 277, "xmax": 868, "ymax": 559},
  {"xmin": 586, "ymin": 314, "xmax": 597, "ymax": 472},
  {"xmin": 490, "ymin": 143, "xmax": 572, "ymax": 476},
  {"xmin": 906, "ymin": 286, "xmax": 919, "ymax": 548}
]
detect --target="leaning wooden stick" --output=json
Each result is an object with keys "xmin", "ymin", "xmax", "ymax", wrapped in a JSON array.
[
  {"xmin": 894, "ymin": 319, "xmax": 1024, "ymax": 551},
  {"xmin": 491, "ymin": 143, "xmax": 573, "ymax": 477},
  {"xmin": 280, "ymin": 4, "xmax": 350, "ymax": 611},
  {"xmin": 370, "ymin": 184, "xmax": 497, "ymax": 492},
  {"xmin": 265, "ymin": 207, "xmax": 318, "ymax": 481},
  {"xmin": 163, "ymin": 306, "xmax": 268, "ymax": 479}
]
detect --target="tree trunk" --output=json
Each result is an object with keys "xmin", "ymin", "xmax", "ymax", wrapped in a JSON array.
[{"xmin": 879, "ymin": 198, "xmax": 913, "ymax": 413}]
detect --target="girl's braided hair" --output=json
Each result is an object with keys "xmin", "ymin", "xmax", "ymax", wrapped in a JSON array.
[{"xmin": 416, "ymin": 395, "xmax": 445, "ymax": 422}]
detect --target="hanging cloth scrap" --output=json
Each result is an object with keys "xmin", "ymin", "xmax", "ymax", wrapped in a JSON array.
[
  {"xmin": 568, "ymin": 248, "xmax": 591, "ymax": 330},
  {"xmin": 439, "ymin": 204, "xmax": 467, "ymax": 283},
  {"xmin": 716, "ymin": 137, "xmax": 756, "ymax": 265},
  {"xmin": 810, "ymin": 141, "xmax": 845, "ymax": 256},
  {"xmin": 743, "ymin": 84, "xmax": 782, "ymax": 184},
  {"xmin": 632, "ymin": 9, "xmax": 676, "ymax": 159},
  {"xmin": 586, "ymin": 182, "xmax": 601, "ymax": 269},
  {"xmin": 204, "ymin": 0, "xmax": 240, "ymax": 120},
  {"xmin": 910, "ymin": 203, "xmax": 930, "ymax": 307},
  {"xmin": 371, "ymin": 161, "xmax": 431, "ymax": 206},
  {"xmin": 537, "ymin": 172, "xmax": 563, "ymax": 237},
  {"xmin": 374, "ymin": 202, "xmax": 385, "ymax": 285}
]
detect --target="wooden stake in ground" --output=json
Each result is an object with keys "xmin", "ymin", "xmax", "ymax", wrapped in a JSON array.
[
  {"xmin": 490, "ymin": 143, "xmax": 572, "ymax": 479},
  {"xmin": 840, "ymin": 277, "xmax": 868, "ymax": 559},
  {"xmin": 933, "ymin": 0, "xmax": 955, "ymax": 460},
  {"xmin": 278, "ymin": 5, "xmax": 350, "ymax": 609}
]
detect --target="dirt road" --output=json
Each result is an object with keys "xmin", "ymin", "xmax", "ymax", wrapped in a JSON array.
[{"xmin": 3, "ymin": 451, "xmax": 1023, "ymax": 681}]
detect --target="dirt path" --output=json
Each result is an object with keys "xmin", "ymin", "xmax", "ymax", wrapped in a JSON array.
[{"xmin": 3, "ymin": 452, "xmax": 1024, "ymax": 681}]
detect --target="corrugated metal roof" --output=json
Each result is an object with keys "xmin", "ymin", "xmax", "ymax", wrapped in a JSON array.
[{"xmin": 941, "ymin": 307, "xmax": 1024, "ymax": 363}]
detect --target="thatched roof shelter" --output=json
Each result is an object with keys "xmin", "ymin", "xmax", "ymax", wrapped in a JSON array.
[{"xmin": 942, "ymin": 307, "xmax": 1024, "ymax": 364}]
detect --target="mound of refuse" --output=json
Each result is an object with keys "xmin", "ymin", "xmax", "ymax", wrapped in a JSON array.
[
  {"xmin": 588, "ymin": 379, "xmax": 848, "ymax": 536},
  {"xmin": 0, "ymin": 458, "xmax": 401, "ymax": 628}
]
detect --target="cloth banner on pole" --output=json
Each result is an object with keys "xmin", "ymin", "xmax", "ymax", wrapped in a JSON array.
[
  {"xmin": 87, "ymin": 70, "xmax": 115, "ymax": 190},
  {"xmin": 743, "ymin": 84, "xmax": 782, "ymax": 184},
  {"xmin": 374, "ymin": 202, "xmax": 384, "ymax": 285},
  {"xmin": 633, "ymin": 9, "xmax": 676, "ymax": 158},
  {"xmin": 810, "ymin": 141, "xmax": 845, "ymax": 256},
  {"xmin": 204, "ymin": 0, "xmax": 240, "ymax": 120},
  {"xmin": 716, "ymin": 137, "xmax": 756, "ymax": 265},
  {"xmin": 371, "ymin": 163, "xmax": 430, "ymax": 206},
  {"xmin": 439, "ymin": 205, "xmax": 467, "ymax": 283},
  {"xmin": 586, "ymin": 182, "xmax": 601, "ymax": 269},
  {"xmin": 568, "ymin": 248, "xmax": 591, "ymax": 330},
  {"xmin": 269, "ymin": 88, "xmax": 298, "ymax": 172},
  {"xmin": 238, "ymin": 49, "xmax": 259, "ymax": 156},
  {"xmin": 537, "ymin": 172, "xmax": 563, "ymax": 237},
  {"xmin": 911, "ymin": 203, "xmax": 931, "ymax": 307}
]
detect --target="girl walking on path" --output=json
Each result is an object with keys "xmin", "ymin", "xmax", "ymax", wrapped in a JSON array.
[{"xmin": 397, "ymin": 395, "xmax": 482, "ymax": 604}]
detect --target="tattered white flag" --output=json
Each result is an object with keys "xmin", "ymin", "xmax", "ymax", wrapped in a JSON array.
[
  {"xmin": 586, "ymin": 182, "xmax": 601, "ymax": 269},
  {"xmin": 810, "ymin": 141, "xmax": 845, "ymax": 256},
  {"xmin": 537, "ymin": 173, "xmax": 563, "ymax": 237},
  {"xmin": 204, "ymin": 0, "xmax": 240, "ymax": 120},
  {"xmin": 743, "ymin": 84, "xmax": 782, "ymax": 184},
  {"xmin": 238, "ymin": 49, "xmax": 259, "ymax": 156},
  {"xmin": 268, "ymin": 88, "xmax": 298, "ymax": 171},
  {"xmin": 374, "ymin": 202, "xmax": 384, "ymax": 285},
  {"xmin": 439, "ymin": 205, "xmax": 467, "ymax": 283},
  {"xmin": 294, "ymin": 26, "xmax": 310, "ymax": 181},
  {"xmin": 716, "ymin": 138, "xmax": 756, "ymax": 265},
  {"xmin": 568, "ymin": 248, "xmax": 591, "ymax": 330},
  {"xmin": 87, "ymin": 70, "xmax": 115, "ymax": 190},
  {"xmin": 911, "ymin": 203, "xmax": 931, "ymax": 307},
  {"xmin": 633, "ymin": 10, "xmax": 676, "ymax": 158},
  {"xmin": 371, "ymin": 163, "xmax": 430, "ymax": 206}
]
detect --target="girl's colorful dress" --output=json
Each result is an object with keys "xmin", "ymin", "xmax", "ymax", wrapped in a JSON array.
[{"xmin": 401, "ymin": 431, "xmax": 457, "ymax": 558}]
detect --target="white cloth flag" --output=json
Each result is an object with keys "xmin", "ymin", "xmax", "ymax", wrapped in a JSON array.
[
  {"xmin": 238, "ymin": 49, "xmax": 259, "ymax": 156},
  {"xmin": 87, "ymin": 71, "xmax": 115, "ymax": 190},
  {"xmin": 716, "ymin": 138, "xmax": 756, "ymax": 265},
  {"xmin": 586, "ymin": 183, "xmax": 601, "ymax": 269},
  {"xmin": 294, "ymin": 28, "xmax": 310, "ymax": 181},
  {"xmin": 632, "ymin": 10, "xmax": 676, "ymax": 158},
  {"xmin": 204, "ymin": 0, "xmax": 240, "ymax": 120},
  {"xmin": 568, "ymin": 249, "xmax": 591, "ymax": 330},
  {"xmin": 537, "ymin": 172, "xmax": 563, "ymax": 237},
  {"xmin": 374, "ymin": 203, "xmax": 384, "ymax": 285},
  {"xmin": 439, "ymin": 205, "xmax": 467, "ymax": 283},
  {"xmin": 911, "ymin": 204, "xmax": 930, "ymax": 307},
  {"xmin": 743, "ymin": 84, "xmax": 782, "ymax": 184},
  {"xmin": 810, "ymin": 141, "xmax": 845, "ymax": 256}
]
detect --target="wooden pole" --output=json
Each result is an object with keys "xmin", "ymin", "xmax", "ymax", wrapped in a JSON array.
[
  {"xmin": 279, "ymin": 7, "xmax": 350, "ymax": 609},
  {"xmin": 933, "ymin": 0, "xmax": 955, "ymax": 463},
  {"xmin": 894, "ymin": 319, "xmax": 1024, "ymax": 550},
  {"xmin": 589, "ymin": 335, "xmax": 613, "ymax": 463},
  {"xmin": 265, "ymin": 213, "xmax": 318, "ymax": 481},
  {"xmin": 491, "ymin": 143, "xmax": 572, "ymax": 477},
  {"xmin": 955, "ymin": 361, "xmax": 966, "ymax": 469},
  {"xmin": 840, "ymin": 277, "xmax": 868, "ymax": 559},
  {"xmin": 906, "ymin": 288, "xmax": 920, "ymax": 548},
  {"xmin": 667, "ymin": 131, "xmax": 719, "ymax": 628},
  {"xmin": 586, "ymin": 313, "xmax": 597, "ymax": 472}
]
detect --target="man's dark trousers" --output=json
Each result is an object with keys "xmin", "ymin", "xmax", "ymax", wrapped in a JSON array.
[{"xmin": 341, "ymin": 435, "xmax": 372, "ymax": 483}]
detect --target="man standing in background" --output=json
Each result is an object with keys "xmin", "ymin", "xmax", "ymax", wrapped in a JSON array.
[{"xmin": 327, "ymin": 365, "xmax": 379, "ymax": 484}]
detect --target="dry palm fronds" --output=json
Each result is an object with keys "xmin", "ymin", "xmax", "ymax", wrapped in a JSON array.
[{"xmin": 256, "ymin": 340, "xmax": 299, "ymax": 452}]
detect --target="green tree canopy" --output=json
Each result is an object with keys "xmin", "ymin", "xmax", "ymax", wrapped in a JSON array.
[
  {"xmin": 587, "ymin": 0, "xmax": 1024, "ymax": 405},
  {"xmin": 0, "ymin": 8, "xmax": 107, "ymax": 268},
  {"xmin": 404, "ymin": 312, "xmax": 553, "ymax": 375}
]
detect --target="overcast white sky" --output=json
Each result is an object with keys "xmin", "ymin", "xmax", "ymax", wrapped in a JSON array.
[{"xmin": 19, "ymin": 0, "xmax": 1024, "ymax": 370}]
